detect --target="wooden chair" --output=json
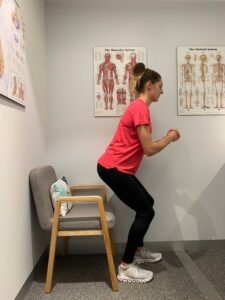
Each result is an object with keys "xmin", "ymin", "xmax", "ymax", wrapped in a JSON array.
[{"xmin": 29, "ymin": 165, "xmax": 118, "ymax": 293}]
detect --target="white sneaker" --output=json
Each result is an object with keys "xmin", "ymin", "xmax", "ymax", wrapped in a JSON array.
[
  {"xmin": 117, "ymin": 263, "xmax": 153, "ymax": 283},
  {"xmin": 134, "ymin": 247, "xmax": 162, "ymax": 264}
]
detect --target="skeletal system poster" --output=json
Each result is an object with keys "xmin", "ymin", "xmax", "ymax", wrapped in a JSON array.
[
  {"xmin": 177, "ymin": 47, "xmax": 225, "ymax": 115},
  {"xmin": 0, "ymin": 0, "xmax": 26, "ymax": 106},
  {"xmin": 94, "ymin": 47, "xmax": 146, "ymax": 117}
]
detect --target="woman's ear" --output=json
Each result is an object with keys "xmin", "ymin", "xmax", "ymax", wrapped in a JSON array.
[{"xmin": 147, "ymin": 80, "xmax": 152, "ymax": 90}]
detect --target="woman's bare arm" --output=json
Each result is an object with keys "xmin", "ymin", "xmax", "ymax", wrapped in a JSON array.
[{"xmin": 137, "ymin": 125, "xmax": 180, "ymax": 157}]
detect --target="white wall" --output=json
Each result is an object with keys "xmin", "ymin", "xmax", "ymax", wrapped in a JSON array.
[
  {"xmin": 46, "ymin": 0, "xmax": 225, "ymax": 250},
  {"xmin": 0, "ymin": 0, "xmax": 47, "ymax": 299}
]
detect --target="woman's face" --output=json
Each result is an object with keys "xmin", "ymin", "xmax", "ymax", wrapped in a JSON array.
[{"xmin": 149, "ymin": 79, "xmax": 164, "ymax": 102}]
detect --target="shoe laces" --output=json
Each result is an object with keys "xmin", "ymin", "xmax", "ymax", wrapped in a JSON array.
[
  {"xmin": 131, "ymin": 262, "xmax": 143, "ymax": 272},
  {"xmin": 136, "ymin": 247, "xmax": 148, "ymax": 256},
  {"xmin": 120, "ymin": 262, "xmax": 141, "ymax": 271}
]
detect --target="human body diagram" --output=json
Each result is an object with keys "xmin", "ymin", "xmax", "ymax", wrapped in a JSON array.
[
  {"xmin": 0, "ymin": 38, "xmax": 4, "ymax": 78},
  {"xmin": 178, "ymin": 47, "xmax": 225, "ymax": 115},
  {"xmin": 97, "ymin": 53, "xmax": 119, "ymax": 110},
  {"xmin": 212, "ymin": 54, "xmax": 225, "ymax": 109},
  {"xmin": 94, "ymin": 47, "xmax": 146, "ymax": 116},
  {"xmin": 123, "ymin": 53, "xmax": 138, "ymax": 102},
  {"xmin": 0, "ymin": 0, "xmax": 26, "ymax": 105},
  {"xmin": 180, "ymin": 54, "xmax": 195, "ymax": 110}
]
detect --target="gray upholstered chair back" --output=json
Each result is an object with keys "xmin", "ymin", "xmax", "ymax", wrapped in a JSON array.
[{"xmin": 29, "ymin": 165, "xmax": 57, "ymax": 231}]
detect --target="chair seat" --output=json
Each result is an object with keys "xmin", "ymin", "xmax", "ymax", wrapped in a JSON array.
[{"xmin": 57, "ymin": 201, "xmax": 116, "ymax": 230}]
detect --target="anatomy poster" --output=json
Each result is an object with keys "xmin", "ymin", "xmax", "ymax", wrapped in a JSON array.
[
  {"xmin": 0, "ymin": 0, "xmax": 26, "ymax": 106},
  {"xmin": 177, "ymin": 47, "xmax": 225, "ymax": 115},
  {"xmin": 94, "ymin": 47, "xmax": 146, "ymax": 117}
]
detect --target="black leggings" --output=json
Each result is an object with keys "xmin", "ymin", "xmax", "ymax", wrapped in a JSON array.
[{"xmin": 97, "ymin": 163, "xmax": 155, "ymax": 263}]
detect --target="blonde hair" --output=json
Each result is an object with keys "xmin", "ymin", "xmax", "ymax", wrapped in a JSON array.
[{"xmin": 130, "ymin": 63, "xmax": 161, "ymax": 96}]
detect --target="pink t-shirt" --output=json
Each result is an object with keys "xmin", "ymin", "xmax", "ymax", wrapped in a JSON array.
[{"xmin": 98, "ymin": 99, "xmax": 152, "ymax": 175}]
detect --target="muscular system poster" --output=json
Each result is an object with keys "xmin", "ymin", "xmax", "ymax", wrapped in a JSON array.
[
  {"xmin": 94, "ymin": 47, "xmax": 146, "ymax": 117},
  {"xmin": 177, "ymin": 47, "xmax": 225, "ymax": 115},
  {"xmin": 0, "ymin": 0, "xmax": 26, "ymax": 106}
]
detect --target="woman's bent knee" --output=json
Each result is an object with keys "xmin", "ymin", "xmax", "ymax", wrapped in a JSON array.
[{"xmin": 139, "ymin": 208, "xmax": 155, "ymax": 222}]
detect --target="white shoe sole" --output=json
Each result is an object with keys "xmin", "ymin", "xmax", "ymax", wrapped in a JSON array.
[{"xmin": 117, "ymin": 273, "xmax": 153, "ymax": 283}]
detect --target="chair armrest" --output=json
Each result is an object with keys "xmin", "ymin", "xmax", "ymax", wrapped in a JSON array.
[
  {"xmin": 51, "ymin": 195, "xmax": 106, "ymax": 235},
  {"xmin": 69, "ymin": 184, "xmax": 106, "ymax": 201},
  {"xmin": 56, "ymin": 195, "xmax": 103, "ymax": 205},
  {"xmin": 53, "ymin": 195, "xmax": 105, "ymax": 222}
]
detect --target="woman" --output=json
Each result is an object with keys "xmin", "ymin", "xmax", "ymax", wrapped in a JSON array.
[{"xmin": 97, "ymin": 63, "xmax": 180, "ymax": 283}]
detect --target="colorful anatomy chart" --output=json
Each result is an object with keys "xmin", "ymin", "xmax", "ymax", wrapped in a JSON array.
[
  {"xmin": 177, "ymin": 47, "xmax": 225, "ymax": 115},
  {"xmin": 94, "ymin": 47, "xmax": 146, "ymax": 117},
  {"xmin": 0, "ymin": 0, "xmax": 26, "ymax": 106}
]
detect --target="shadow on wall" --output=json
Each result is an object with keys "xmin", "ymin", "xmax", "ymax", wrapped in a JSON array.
[
  {"xmin": 0, "ymin": 94, "xmax": 25, "ymax": 110},
  {"xmin": 108, "ymin": 162, "xmax": 225, "ymax": 243},
  {"xmin": 169, "ymin": 163, "xmax": 225, "ymax": 241}
]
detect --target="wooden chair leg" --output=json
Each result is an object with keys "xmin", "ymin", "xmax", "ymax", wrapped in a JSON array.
[
  {"xmin": 61, "ymin": 237, "xmax": 69, "ymax": 257},
  {"xmin": 44, "ymin": 203, "xmax": 60, "ymax": 293},
  {"xmin": 109, "ymin": 229, "xmax": 117, "ymax": 256},
  {"xmin": 102, "ymin": 228, "xmax": 118, "ymax": 291},
  {"xmin": 98, "ymin": 202, "xmax": 118, "ymax": 292}
]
